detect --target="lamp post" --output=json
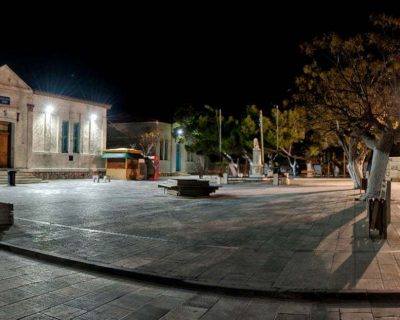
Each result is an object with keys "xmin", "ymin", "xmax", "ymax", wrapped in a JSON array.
[
  {"xmin": 275, "ymin": 105, "xmax": 279, "ymax": 152},
  {"xmin": 219, "ymin": 108, "xmax": 222, "ymax": 163},
  {"xmin": 259, "ymin": 110, "xmax": 264, "ymax": 165}
]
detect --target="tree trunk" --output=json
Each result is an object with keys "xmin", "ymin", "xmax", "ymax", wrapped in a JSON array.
[
  {"xmin": 347, "ymin": 157, "xmax": 361, "ymax": 189},
  {"xmin": 287, "ymin": 157, "xmax": 297, "ymax": 177},
  {"xmin": 363, "ymin": 132, "xmax": 393, "ymax": 199},
  {"xmin": 336, "ymin": 133, "xmax": 368, "ymax": 189},
  {"xmin": 355, "ymin": 151, "xmax": 367, "ymax": 183},
  {"xmin": 289, "ymin": 159, "xmax": 297, "ymax": 177},
  {"xmin": 197, "ymin": 155, "xmax": 205, "ymax": 178},
  {"xmin": 366, "ymin": 147, "xmax": 389, "ymax": 198}
]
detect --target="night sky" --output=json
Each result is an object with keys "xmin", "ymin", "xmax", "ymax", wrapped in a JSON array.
[{"xmin": 1, "ymin": 2, "xmax": 398, "ymax": 122}]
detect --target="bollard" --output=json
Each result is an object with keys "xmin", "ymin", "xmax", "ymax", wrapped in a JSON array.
[{"xmin": 7, "ymin": 169, "xmax": 16, "ymax": 186}]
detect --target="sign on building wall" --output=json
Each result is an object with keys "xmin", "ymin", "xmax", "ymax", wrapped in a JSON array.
[{"xmin": 0, "ymin": 96, "xmax": 10, "ymax": 105}]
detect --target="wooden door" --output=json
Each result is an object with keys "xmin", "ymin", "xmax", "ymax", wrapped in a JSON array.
[{"xmin": 0, "ymin": 132, "xmax": 9, "ymax": 168}]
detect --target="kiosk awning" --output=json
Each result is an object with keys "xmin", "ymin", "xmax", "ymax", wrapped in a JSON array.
[{"xmin": 102, "ymin": 153, "xmax": 142, "ymax": 159}]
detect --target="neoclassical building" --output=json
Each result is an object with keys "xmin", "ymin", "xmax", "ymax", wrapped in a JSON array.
[{"xmin": 0, "ymin": 65, "xmax": 110, "ymax": 178}]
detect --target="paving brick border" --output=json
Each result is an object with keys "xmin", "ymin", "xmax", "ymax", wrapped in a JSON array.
[{"xmin": 2, "ymin": 241, "xmax": 400, "ymax": 301}]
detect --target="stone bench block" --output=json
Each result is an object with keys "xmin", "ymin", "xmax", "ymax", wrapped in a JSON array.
[{"xmin": 0, "ymin": 203, "xmax": 14, "ymax": 226}]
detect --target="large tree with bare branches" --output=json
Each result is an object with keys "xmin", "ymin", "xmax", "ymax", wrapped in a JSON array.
[{"xmin": 296, "ymin": 15, "xmax": 400, "ymax": 197}]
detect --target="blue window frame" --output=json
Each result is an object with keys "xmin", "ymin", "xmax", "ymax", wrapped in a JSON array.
[
  {"xmin": 61, "ymin": 121, "xmax": 69, "ymax": 153},
  {"xmin": 73, "ymin": 123, "xmax": 80, "ymax": 153}
]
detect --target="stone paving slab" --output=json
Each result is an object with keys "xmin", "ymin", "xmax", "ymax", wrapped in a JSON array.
[
  {"xmin": 2, "ymin": 180, "xmax": 400, "ymax": 295},
  {"xmin": 1, "ymin": 250, "xmax": 400, "ymax": 319}
]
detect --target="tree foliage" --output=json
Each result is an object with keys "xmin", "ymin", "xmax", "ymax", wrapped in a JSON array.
[
  {"xmin": 264, "ymin": 107, "xmax": 306, "ymax": 158},
  {"xmin": 295, "ymin": 14, "xmax": 400, "ymax": 194},
  {"xmin": 134, "ymin": 129, "xmax": 161, "ymax": 156}
]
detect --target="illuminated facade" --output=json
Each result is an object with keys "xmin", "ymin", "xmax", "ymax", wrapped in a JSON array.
[
  {"xmin": 0, "ymin": 65, "xmax": 110, "ymax": 178},
  {"xmin": 108, "ymin": 121, "xmax": 198, "ymax": 175}
]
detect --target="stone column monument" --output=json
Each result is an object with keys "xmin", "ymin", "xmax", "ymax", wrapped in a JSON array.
[{"xmin": 250, "ymin": 138, "xmax": 263, "ymax": 178}]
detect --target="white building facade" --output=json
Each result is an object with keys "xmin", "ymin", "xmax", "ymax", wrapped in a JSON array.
[
  {"xmin": 0, "ymin": 65, "xmax": 109, "ymax": 178},
  {"xmin": 108, "ymin": 121, "xmax": 197, "ymax": 175}
]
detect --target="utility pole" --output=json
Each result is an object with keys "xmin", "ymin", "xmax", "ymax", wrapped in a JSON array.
[
  {"xmin": 219, "ymin": 108, "xmax": 222, "ymax": 163},
  {"xmin": 276, "ymin": 105, "xmax": 279, "ymax": 152},
  {"xmin": 259, "ymin": 110, "xmax": 264, "ymax": 165}
]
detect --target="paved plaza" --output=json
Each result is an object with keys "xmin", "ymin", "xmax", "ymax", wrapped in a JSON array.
[
  {"xmin": 1, "ymin": 250, "xmax": 400, "ymax": 319},
  {"xmin": 1, "ymin": 179, "xmax": 400, "ymax": 294}
]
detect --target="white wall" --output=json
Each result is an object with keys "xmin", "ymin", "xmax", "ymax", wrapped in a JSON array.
[
  {"xmin": 0, "ymin": 65, "xmax": 109, "ymax": 172},
  {"xmin": 28, "ymin": 94, "xmax": 107, "ymax": 170}
]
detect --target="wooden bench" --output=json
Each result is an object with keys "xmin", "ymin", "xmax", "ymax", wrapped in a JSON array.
[{"xmin": 158, "ymin": 179, "xmax": 219, "ymax": 197}]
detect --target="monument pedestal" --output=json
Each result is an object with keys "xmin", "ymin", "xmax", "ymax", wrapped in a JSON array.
[
  {"xmin": 250, "ymin": 164, "xmax": 263, "ymax": 178},
  {"xmin": 250, "ymin": 145, "xmax": 264, "ymax": 178}
]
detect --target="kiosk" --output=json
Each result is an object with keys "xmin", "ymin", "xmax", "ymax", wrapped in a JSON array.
[{"xmin": 102, "ymin": 148, "xmax": 145, "ymax": 180}]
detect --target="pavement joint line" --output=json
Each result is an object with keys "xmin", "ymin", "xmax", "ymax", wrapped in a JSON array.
[
  {"xmin": 2, "ymin": 240, "xmax": 400, "ymax": 300},
  {"xmin": 15, "ymin": 217, "xmax": 172, "ymax": 243},
  {"xmin": 14, "ymin": 217, "xmax": 241, "ymax": 251}
]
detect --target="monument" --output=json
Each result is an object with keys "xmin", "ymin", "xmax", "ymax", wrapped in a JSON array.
[{"xmin": 250, "ymin": 138, "xmax": 264, "ymax": 178}]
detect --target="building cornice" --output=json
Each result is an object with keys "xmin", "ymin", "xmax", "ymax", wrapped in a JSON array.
[
  {"xmin": 0, "ymin": 83, "xmax": 33, "ymax": 94},
  {"xmin": 33, "ymin": 91, "xmax": 112, "ymax": 110}
]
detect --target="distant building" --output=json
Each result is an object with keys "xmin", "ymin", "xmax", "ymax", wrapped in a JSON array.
[
  {"xmin": 108, "ymin": 121, "xmax": 197, "ymax": 175},
  {"xmin": 0, "ymin": 65, "xmax": 110, "ymax": 178}
]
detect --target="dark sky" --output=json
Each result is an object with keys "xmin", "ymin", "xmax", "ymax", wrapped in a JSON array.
[{"xmin": 1, "ymin": 2, "xmax": 398, "ymax": 122}]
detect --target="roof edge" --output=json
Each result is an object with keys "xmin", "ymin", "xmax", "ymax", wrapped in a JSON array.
[
  {"xmin": 0, "ymin": 64, "xmax": 33, "ymax": 91},
  {"xmin": 33, "ymin": 90, "xmax": 112, "ymax": 110}
]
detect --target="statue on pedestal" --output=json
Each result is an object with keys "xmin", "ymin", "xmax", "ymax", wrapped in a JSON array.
[
  {"xmin": 253, "ymin": 138, "xmax": 260, "ymax": 150},
  {"xmin": 250, "ymin": 138, "xmax": 263, "ymax": 178}
]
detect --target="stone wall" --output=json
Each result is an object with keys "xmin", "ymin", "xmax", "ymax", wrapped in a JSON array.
[{"xmin": 31, "ymin": 169, "xmax": 106, "ymax": 180}]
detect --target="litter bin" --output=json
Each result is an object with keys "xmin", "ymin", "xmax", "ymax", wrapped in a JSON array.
[
  {"xmin": 361, "ymin": 178, "xmax": 368, "ymax": 191},
  {"xmin": 7, "ymin": 169, "xmax": 16, "ymax": 186}
]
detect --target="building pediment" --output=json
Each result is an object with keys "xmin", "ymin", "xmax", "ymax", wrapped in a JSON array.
[{"xmin": 0, "ymin": 65, "xmax": 32, "ymax": 92}]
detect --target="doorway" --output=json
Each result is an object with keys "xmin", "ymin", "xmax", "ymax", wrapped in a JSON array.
[
  {"xmin": 175, "ymin": 143, "xmax": 181, "ymax": 172},
  {"xmin": 0, "ymin": 122, "xmax": 11, "ymax": 168}
]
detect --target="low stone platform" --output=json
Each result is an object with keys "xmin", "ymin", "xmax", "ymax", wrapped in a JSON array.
[
  {"xmin": 0, "ymin": 202, "xmax": 13, "ymax": 226},
  {"xmin": 0, "ymin": 170, "xmax": 46, "ymax": 185},
  {"xmin": 1, "ymin": 180, "xmax": 400, "ymax": 296}
]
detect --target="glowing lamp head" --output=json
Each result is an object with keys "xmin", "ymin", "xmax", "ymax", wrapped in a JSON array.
[
  {"xmin": 45, "ymin": 104, "xmax": 54, "ymax": 114},
  {"xmin": 90, "ymin": 113, "xmax": 97, "ymax": 121},
  {"xmin": 177, "ymin": 129, "xmax": 184, "ymax": 136}
]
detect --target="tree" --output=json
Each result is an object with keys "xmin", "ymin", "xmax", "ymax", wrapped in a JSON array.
[
  {"xmin": 174, "ymin": 105, "xmax": 221, "ymax": 175},
  {"xmin": 134, "ymin": 129, "xmax": 161, "ymax": 156},
  {"xmin": 303, "ymin": 104, "xmax": 369, "ymax": 187},
  {"xmin": 108, "ymin": 122, "xmax": 160, "ymax": 156},
  {"xmin": 237, "ymin": 105, "xmax": 270, "ymax": 157},
  {"xmin": 264, "ymin": 106, "xmax": 307, "ymax": 176},
  {"xmin": 174, "ymin": 105, "xmax": 266, "ymax": 176},
  {"xmin": 295, "ymin": 15, "xmax": 400, "ymax": 197}
]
